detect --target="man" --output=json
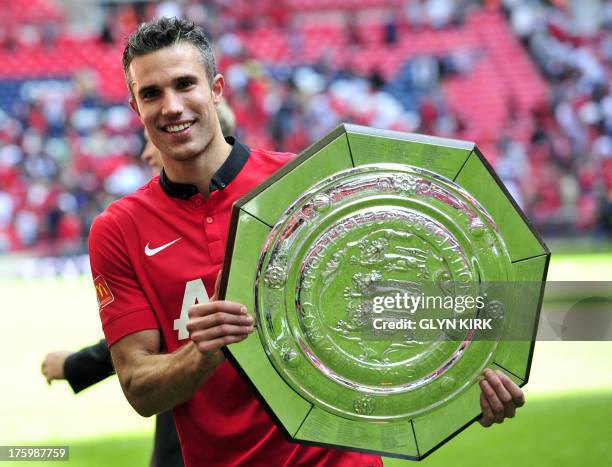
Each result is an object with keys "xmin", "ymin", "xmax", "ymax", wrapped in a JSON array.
[
  {"xmin": 42, "ymin": 339, "xmax": 182, "ymax": 467},
  {"xmin": 89, "ymin": 17, "xmax": 524, "ymax": 467},
  {"xmin": 41, "ymin": 100, "xmax": 237, "ymax": 466},
  {"xmin": 41, "ymin": 134, "xmax": 183, "ymax": 467}
]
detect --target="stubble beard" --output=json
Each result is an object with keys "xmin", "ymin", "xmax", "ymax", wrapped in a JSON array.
[{"xmin": 160, "ymin": 130, "xmax": 216, "ymax": 166}]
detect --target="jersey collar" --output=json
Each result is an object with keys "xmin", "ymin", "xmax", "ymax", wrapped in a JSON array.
[{"xmin": 160, "ymin": 136, "xmax": 250, "ymax": 200}]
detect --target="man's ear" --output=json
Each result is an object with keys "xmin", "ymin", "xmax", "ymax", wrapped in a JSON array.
[
  {"xmin": 129, "ymin": 97, "xmax": 141, "ymax": 117},
  {"xmin": 211, "ymin": 74, "xmax": 225, "ymax": 106}
]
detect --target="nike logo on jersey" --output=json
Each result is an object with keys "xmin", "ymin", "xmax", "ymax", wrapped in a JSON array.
[{"xmin": 145, "ymin": 238, "xmax": 182, "ymax": 256}]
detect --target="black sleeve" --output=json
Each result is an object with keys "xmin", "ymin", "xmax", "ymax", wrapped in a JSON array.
[
  {"xmin": 63, "ymin": 339, "xmax": 115, "ymax": 394},
  {"xmin": 150, "ymin": 411, "xmax": 184, "ymax": 467}
]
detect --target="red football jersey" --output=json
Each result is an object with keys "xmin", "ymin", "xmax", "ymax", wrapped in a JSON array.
[{"xmin": 89, "ymin": 139, "xmax": 382, "ymax": 467}]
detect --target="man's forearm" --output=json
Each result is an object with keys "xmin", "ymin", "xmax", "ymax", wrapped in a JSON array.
[{"xmin": 113, "ymin": 337, "xmax": 223, "ymax": 417}]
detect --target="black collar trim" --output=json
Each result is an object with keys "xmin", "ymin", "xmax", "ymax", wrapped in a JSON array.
[{"xmin": 160, "ymin": 136, "xmax": 250, "ymax": 200}]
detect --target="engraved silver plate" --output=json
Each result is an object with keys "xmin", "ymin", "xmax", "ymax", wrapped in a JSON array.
[
  {"xmin": 221, "ymin": 124, "xmax": 549, "ymax": 459},
  {"xmin": 255, "ymin": 164, "xmax": 510, "ymax": 420}
]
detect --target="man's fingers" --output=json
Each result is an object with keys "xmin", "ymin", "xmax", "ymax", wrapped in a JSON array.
[
  {"xmin": 41, "ymin": 362, "xmax": 51, "ymax": 384},
  {"xmin": 41, "ymin": 361, "xmax": 51, "ymax": 382},
  {"xmin": 498, "ymin": 371, "xmax": 525, "ymax": 407},
  {"xmin": 211, "ymin": 270, "xmax": 223, "ymax": 302},
  {"xmin": 186, "ymin": 311, "xmax": 253, "ymax": 334},
  {"xmin": 188, "ymin": 286, "xmax": 255, "ymax": 354},
  {"xmin": 504, "ymin": 403, "xmax": 516, "ymax": 419},
  {"xmin": 483, "ymin": 369, "xmax": 513, "ymax": 403},
  {"xmin": 479, "ymin": 369, "xmax": 526, "ymax": 425},
  {"xmin": 479, "ymin": 391, "xmax": 494, "ymax": 427},
  {"xmin": 190, "ymin": 324, "xmax": 254, "ymax": 343},
  {"xmin": 483, "ymin": 369, "xmax": 514, "ymax": 417},
  {"xmin": 187, "ymin": 300, "xmax": 246, "ymax": 319},
  {"xmin": 194, "ymin": 334, "xmax": 249, "ymax": 353},
  {"xmin": 479, "ymin": 379, "xmax": 504, "ymax": 423}
]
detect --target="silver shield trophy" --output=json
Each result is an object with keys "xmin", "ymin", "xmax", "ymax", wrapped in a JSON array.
[{"xmin": 220, "ymin": 124, "xmax": 549, "ymax": 460}]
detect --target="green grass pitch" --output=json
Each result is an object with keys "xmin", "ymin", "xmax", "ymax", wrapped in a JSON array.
[{"xmin": 0, "ymin": 253, "xmax": 610, "ymax": 466}]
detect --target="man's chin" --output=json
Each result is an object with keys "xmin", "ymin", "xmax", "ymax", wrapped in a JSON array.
[{"xmin": 164, "ymin": 147, "xmax": 201, "ymax": 163}]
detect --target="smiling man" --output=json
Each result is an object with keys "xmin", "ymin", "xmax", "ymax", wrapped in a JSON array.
[{"xmin": 88, "ymin": 17, "xmax": 524, "ymax": 467}]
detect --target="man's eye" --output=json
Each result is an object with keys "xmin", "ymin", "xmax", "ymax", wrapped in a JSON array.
[
  {"xmin": 142, "ymin": 90, "xmax": 158, "ymax": 100},
  {"xmin": 178, "ymin": 80, "xmax": 193, "ymax": 89}
]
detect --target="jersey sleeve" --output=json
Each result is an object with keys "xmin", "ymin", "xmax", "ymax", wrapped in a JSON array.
[{"xmin": 89, "ymin": 211, "xmax": 159, "ymax": 347}]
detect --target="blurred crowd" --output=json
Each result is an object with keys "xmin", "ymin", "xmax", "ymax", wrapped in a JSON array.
[
  {"xmin": 0, "ymin": 0, "xmax": 610, "ymax": 254},
  {"xmin": 502, "ymin": 0, "xmax": 612, "ymax": 234},
  {"xmin": 0, "ymin": 77, "xmax": 145, "ymax": 253}
]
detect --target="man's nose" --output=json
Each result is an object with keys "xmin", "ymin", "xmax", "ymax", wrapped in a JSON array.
[{"xmin": 161, "ymin": 91, "xmax": 183, "ymax": 117}]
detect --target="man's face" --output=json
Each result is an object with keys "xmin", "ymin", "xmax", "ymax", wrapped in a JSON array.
[
  {"xmin": 140, "ymin": 137, "xmax": 162, "ymax": 176},
  {"xmin": 128, "ymin": 42, "xmax": 222, "ymax": 164}
]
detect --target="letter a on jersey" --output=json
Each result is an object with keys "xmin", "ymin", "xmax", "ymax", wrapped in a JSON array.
[{"xmin": 174, "ymin": 279, "xmax": 210, "ymax": 340}]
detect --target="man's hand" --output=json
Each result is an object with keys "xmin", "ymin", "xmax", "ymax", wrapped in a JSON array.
[
  {"xmin": 479, "ymin": 368, "xmax": 525, "ymax": 427},
  {"xmin": 110, "ymin": 271, "xmax": 251, "ymax": 417},
  {"xmin": 186, "ymin": 271, "xmax": 255, "ymax": 354},
  {"xmin": 41, "ymin": 351, "xmax": 72, "ymax": 384}
]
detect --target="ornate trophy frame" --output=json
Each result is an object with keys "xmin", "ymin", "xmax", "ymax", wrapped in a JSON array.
[{"xmin": 219, "ymin": 124, "xmax": 549, "ymax": 461}]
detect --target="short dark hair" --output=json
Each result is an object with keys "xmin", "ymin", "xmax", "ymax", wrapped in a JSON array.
[{"xmin": 122, "ymin": 17, "xmax": 217, "ymax": 93}]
